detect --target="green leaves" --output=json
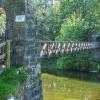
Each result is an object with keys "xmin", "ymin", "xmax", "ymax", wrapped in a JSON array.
[
  {"xmin": 55, "ymin": 0, "xmax": 100, "ymax": 71},
  {"xmin": 0, "ymin": 68, "xmax": 27, "ymax": 99},
  {"xmin": 40, "ymin": 0, "xmax": 100, "ymax": 71},
  {"xmin": 57, "ymin": 55, "xmax": 75, "ymax": 70},
  {"xmin": 56, "ymin": 14, "xmax": 86, "ymax": 41},
  {"xmin": 56, "ymin": 52, "xmax": 95, "ymax": 71},
  {"xmin": 0, "ymin": 8, "xmax": 6, "ymax": 36}
]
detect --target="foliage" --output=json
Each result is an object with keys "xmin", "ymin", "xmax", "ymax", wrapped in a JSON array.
[
  {"xmin": 41, "ymin": 0, "xmax": 100, "ymax": 71},
  {"xmin": 0, "ymin": 68, "xmax": 28, "ymax": 100},
  {"xmin": 57, "ymin": 54, "xmax": 75, "ymax": 70},
  {"xmin": 55, "ymin": 0, "xmax": 100, "ymax": 71},
  {"xmin": 49, "ymin": 52, "xmax": 94, "ymax": 71},
  {"xmin": 58, "ymin": 0, "xmax": 100, "ymax": 33},
  {"xmin": 56, "ymin": 14, "xmax": 87, "ymax": 41},
  {"xmin": 18, "ymin": 69, "xmax": 28, "ymax": 83},
  {"xmin": 37, "ymin": 3, "xmax": 61, "ymax": 40},
  {"xmin": 0, "ymin": 8, "xmax": 6, "ymax": 36},
  {"xmin": 41, "ymin": 58, "xmax": 57, "ymax": 72}
]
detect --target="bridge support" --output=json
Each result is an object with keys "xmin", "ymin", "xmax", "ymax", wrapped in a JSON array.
[
  {"xmin": 6, "ymin": 0, "xmax": 43, "ymax": 100},
  {"xmin": 91, "ymin": 34, "xmax": 100, "ymax": 61}
]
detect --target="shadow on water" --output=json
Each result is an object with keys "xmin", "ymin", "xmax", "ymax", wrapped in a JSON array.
[{"xmin": 42, "ymin": 69, "xmax": 100, "ymax": 83}]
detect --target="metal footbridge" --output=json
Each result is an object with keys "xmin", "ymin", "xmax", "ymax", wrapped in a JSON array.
[
  {"xmin": 0, "ymin": 0, "xmax": 100, "ymax": 100},
  {"xmin": 40, "ymin": 41, "xmax": 99, "ymax": 58}
]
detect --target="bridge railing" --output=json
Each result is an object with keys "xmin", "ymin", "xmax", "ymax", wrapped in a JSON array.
[{"xmin": 39, "ymin": 41, "xmax": 99, "ymax": 58}]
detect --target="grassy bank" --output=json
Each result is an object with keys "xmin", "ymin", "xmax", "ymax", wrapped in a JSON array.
[{"xmin": 0, "ymin": 68, "xmax": 27, "ymax": 100}]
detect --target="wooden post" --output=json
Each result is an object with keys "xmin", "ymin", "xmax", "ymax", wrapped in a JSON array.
[{"xmin": 5, "ymin": 40, "xmax": 10, "ymax": 68}]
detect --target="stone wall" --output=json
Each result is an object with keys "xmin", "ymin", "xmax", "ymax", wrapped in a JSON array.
[{"xmin": 91, "ymin": 34, "xmax": 100, "ymax": 61}]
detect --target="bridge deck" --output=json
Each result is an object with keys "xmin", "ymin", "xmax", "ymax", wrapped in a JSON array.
[{"xmin": 40, "ymin": 42, "xmax": 99, "ymax": 57}]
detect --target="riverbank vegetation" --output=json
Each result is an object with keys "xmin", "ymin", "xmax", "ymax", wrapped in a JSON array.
[
  {"xmin": 40, "ymin": 0, "xmax": 100, "ymax": 72},
  {"xmin": 0, "ymin": 68, "xmax": 28, "ymax": 100}
]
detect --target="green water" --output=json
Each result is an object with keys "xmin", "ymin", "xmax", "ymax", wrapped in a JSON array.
[{"xmin": 42, "ymin": 72, "xmax": 100, "ymax": 100}]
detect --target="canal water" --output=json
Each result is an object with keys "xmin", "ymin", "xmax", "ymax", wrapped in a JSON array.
[{"xmin": 42, "ymin": 72, "xmax": 100, "ymax": 100}]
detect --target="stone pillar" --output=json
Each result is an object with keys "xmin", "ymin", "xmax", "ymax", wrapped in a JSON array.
[
  {"xmin": 6, "ymin": 0, "xmax": 43, "ymax": 100},
  {"xmin": 91, "ymin": 34, "xmax": 100, "ymax": 61}
]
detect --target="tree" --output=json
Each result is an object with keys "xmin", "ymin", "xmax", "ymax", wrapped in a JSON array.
[
  {"xmin": 56, "ymin": 14, "xmax": 87, "ymax": 41},
  {"xmin": 55, "ymin": 0, "xmax": 100, "ymax": 71},
  {"xmin": 40, "ymin": 0, "xmax": 100, "ymax": 71},
  {"xmin": 0, "ymin": 8, "xmax": 6, "ymax": 36}
]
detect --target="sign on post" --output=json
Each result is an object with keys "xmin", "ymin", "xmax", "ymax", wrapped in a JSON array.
[{"xmin": 15, "ymin": 15, "xmax": 25, "ymax": 22}]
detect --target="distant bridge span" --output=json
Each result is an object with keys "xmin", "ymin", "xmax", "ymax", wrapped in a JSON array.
[{"xmin": 40, "ymin": 41, "xmax": 99, "ymax": 58}]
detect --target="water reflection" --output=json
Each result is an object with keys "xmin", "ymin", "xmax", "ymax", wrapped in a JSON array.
[{"xmin": 42, "ymin": 72, "xmax": 100, "ymax": 100}]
